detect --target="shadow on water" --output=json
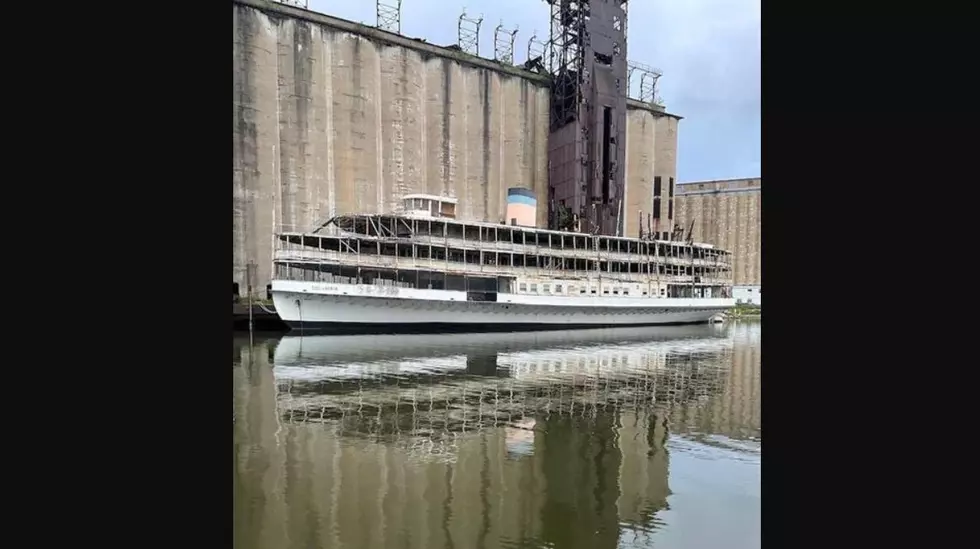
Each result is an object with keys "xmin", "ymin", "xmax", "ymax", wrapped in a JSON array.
[{"xmin": 234, "ymin": 321, "xmax": 761, "ymax": 549}]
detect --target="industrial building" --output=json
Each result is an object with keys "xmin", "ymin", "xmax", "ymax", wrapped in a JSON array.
[
  {"xmin": 233, "ymin": 0, "xmax": 683, "ymax": 297},
  {"xmin": 673, "ymin": 177, "xmax": 761, "ymax": 291}
]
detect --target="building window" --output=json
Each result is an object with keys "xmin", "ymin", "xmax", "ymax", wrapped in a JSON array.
[
  {"xmin": 624, "ymin": 290, "xmax": 630, "ymax": 296},
  {"xmin": 668, "ymin": 199, "xmax": 674, "ymax": 220},
  {"xmin": 603, "ymin": 289, "xmax": 610, "ymax": 295},
  {"xmin": 654, "ymin": 176, "xmax": 662, "ymax": 197},
  {"xmin": 613, "ymin": 288, "xmax": 619, "ymax": 295},
  {"xmin": 669, "ymin": 177, "xmax": 675, "ymax": 197},
  {"xmin": 556, "ymin": 284, "xmax": 563, "ymax": 294},
  {"xmin": 543, "ymin": 284, "xmax": 550, "ymax": 293},
  {"xmin": 591, "ymin": 289, "xmax": 597, "ymax": 294},
  {"xmin": 653, "ymin": 198, "xmax": 662, "ymax": 219},
  {"xmin": 519, "ymin": 283, "xmax": 527, "ymax": 292},
  {"xmin": 580, "ymin": 288, "xmax": 587, "ymax": 294},
  {"xmin": 642, "ymin": 291, "xmax": 648, "ymax": 296},
  {"xmin": 530, "ymin": 283, "xmax": 538, "ymax": 293}
]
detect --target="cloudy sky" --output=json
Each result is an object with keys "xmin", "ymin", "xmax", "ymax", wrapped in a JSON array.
[{"xmin": 306, "ymin": 0, "xmax": 760, "ymax": 182}]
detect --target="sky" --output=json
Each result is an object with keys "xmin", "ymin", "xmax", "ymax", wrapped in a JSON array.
[{"xmin": 305, "ymin": 0, "xmax": 760, "ymax": 182}]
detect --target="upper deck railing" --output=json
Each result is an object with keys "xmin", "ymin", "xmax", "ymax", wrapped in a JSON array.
[
  {"xmin": 322, "ymin": 213, "xmax": 730, "ymax": 261},
  {"xmin": 274, "ymin": 248, "xmax": 733, "ymax": 288}
]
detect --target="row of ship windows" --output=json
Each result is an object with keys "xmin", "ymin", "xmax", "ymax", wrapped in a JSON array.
[{"xmin": 517, "ymin": 282, "xmax": 667, "ymax": 297}]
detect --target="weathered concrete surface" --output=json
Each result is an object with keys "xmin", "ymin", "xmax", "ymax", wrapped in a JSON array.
[
  {"xmin": 654, "ymin": 116, "xmax": 679, "ymax": 227},
  {"xmin": 674, "ymin": 178, "xmax": 761, "ymax": 285},
  {"xmin": 234, "ymin": 0, "xmax": 550, "ymax": 295},
  {"xmin": 624, "ymin": 109, "xmax": 654, "ymax": 239},
  {"xmin": 232, "ymin": 0, "xmax": 682, "ymax": 295},
  {"xmin": 622, "ymin": 102, "xmax": 683, "ymax": 240}
]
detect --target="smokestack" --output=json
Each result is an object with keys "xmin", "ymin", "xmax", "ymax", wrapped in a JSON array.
[{"xmin": 506, "ymin": 187, "xmax": 537, "ymax": 227}]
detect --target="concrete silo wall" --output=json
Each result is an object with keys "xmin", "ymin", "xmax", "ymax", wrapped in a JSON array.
[
  {"xmin": 233, "ymin": 0, "xmax": 550, "ymax": 296},
  {"xmin": 623, "ymin": 105, "xmax": 683, "ymax": 240},
  {"xmin": 675, "ymin": 178, "xmax": 761, "ymax": 285},
  {"xmin": 623, "ymin": 108, "xmax": 655, "ymax": 239}
]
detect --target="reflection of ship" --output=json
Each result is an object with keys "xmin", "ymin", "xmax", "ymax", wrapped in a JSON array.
[
  {"xmin": 272, "ymin": 326, "xmax": 736, "ymax": 452},
  {"xmin": 273, "ymin": 324, "xmax": 728, "ymax": 375},
  {"xmin": 234, "ymin": 323, "xmax": 761, "ymax": 549},
  {"xmin": 236, "ymin": 337, "xmax": 674, "ymax": 549}
]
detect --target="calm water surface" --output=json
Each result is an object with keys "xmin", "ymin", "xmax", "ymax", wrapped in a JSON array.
[{"xmin": 234, "ymin": 321, "xmax": 761, "ymax": 549}]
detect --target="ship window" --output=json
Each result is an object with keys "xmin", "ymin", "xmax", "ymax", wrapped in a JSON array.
[
  {"xmin": 519, "ymin": 283, "xmax": 527, "ymax": 292},
  {"xmin": 556, "ymin": 284, "xmax": 563, "ymax": 293},
  {"xmin": 530, "ymin": 283, "xmax": 538, "ymax": 293}
]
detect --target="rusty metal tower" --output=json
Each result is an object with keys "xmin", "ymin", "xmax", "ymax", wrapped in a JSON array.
[{"xmin": 545, "ymin": 0, "xmax": 628, "ymax": 236}]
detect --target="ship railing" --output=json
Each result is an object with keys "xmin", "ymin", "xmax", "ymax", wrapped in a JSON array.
[
  {"xmin": 276, "ymin": 233, "xmax": 733, "ymax": 270},
  {"xmin": 275, "ymin": 249, "xmax": 732, "ymax": 287},
  {"xmin": 374, "ymin": 234, "xmax": 732, "ymax": 268},
  {"xmin": 273, "ymin": 267, "xmax": 419, "ymax": 288}
]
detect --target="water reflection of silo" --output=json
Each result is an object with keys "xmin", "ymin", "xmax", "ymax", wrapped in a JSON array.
[
  {"xmin": 233, "ymin": 325, "xmax": 752, "ymax": 549},
  {"xmin": 668, "ymin": 322, "xmax": 760, "ymax": 441},
  {"xmin": 233, "ymin": 337, "xmax": 290, "ymax": 549},
  {"xmin": 537, "ymin": 410, "xmax": 622, "ymax": 549},
  {"xmin": 616, "ymin": 409, "xmax": 671, "ymax": 534}
]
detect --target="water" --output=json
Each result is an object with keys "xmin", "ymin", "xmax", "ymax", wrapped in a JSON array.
[{"xmin": 233, "ymin": 321, "xmax": 761, "ymax": 549}]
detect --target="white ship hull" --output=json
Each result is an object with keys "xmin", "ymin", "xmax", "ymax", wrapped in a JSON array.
[{"xmin": 271, "ymin": 280, "xmax": 734, "ymax": 333}]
